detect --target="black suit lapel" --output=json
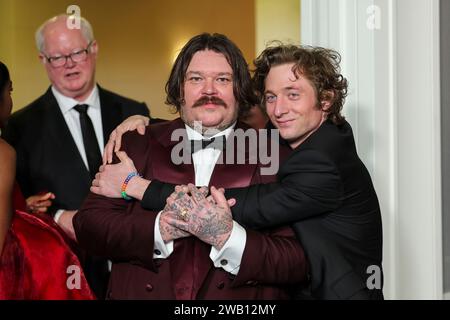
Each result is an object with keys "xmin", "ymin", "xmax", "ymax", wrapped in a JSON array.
[
  {"xmin": 98, "ymin": 86, "xmax": 123, "ymax": 146},
  {"xmin": 42, "ymin": 88, "xmax": 91, "ymax": 184}
]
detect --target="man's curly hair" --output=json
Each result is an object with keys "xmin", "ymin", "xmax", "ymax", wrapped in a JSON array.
[{"xmin": 253, "ymin": 43, "xmax": 348, "ymax": 125}]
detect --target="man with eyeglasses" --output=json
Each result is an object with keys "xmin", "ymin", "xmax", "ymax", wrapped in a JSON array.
[{"xmin": 2, "ymin": 14, "xmax": 152, "ymax": 299}]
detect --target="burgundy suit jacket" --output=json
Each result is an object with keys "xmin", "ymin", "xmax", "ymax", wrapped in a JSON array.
[{"xmin": 74, "ymin": 118, "xmax": 307, "ymax": 299}]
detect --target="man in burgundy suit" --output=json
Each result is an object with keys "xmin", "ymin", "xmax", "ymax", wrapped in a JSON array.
[{"xmin": 73, "ymin": 33, "xmax": 307, "ymax": 299}]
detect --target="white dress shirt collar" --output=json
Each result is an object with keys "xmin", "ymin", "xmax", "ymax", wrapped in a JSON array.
[
  {"xmin": 50, "ymin": 84, "xmax": 104, "ymax": 171},
  {"xmin": 184, "ymin": 121, "xmax": 236, "ymax": 142},
  {"xmin": 51, "ymin": 85, "xmax": 100, "ymax": 114}
]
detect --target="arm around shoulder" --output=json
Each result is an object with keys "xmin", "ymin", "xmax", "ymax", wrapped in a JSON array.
[
  {"xmin": 229, "ymin": 149, "xmax": 343, "ymax": 229},
  {"xmin": 73, "ymin": 131, "xmax": 159, "ymax": 271},
  {"xmin": 232, "ymin": 226, "xmax": 308, "ymax": 286}
]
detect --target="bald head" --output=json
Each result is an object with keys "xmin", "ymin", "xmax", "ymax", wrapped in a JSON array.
[
  {"xmin": 36, "ymin": 14, "xmax": 98, "ymax": 101},
  {"xmin": 35, "ymin": 14, "xmax": 95, "ymax": 53}
]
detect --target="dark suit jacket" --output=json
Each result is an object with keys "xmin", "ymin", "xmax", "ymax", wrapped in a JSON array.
[
  {"xmin": 73, "ymin": 118, "xmax": 308, "ymax": 300},
  {"xmin": 227, "ymin": 120, "xmax": 384, "ymax": 299},
  {"xmin": 143, "ymin": 120, "xmax": 383, "ymax": 300},
  {"xmin": 3, "ymin": 86, "xmax": 150, "ymax": 214},
  {"xmin": 2, "ymin": 85, "xmax": 151, "ymax": 299}
]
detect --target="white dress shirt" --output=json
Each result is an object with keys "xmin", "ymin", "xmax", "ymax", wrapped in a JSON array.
[
  {"xmin": 153, "ymin": 123, "xmax": 247, "ymax": 275},
  {"xmin": 52, "ymin": 85, "xmax": 104, "ymax": 223},
  {"xmin": 51, "ymin": 85, "xmax": 104, "ymax": 167}
]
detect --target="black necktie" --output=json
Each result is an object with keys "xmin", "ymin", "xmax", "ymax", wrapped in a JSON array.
[
  {"xmin": 74, "ymin": 104, "xmax": 102, "ymax": 179},
  {"xmin": 189, "ymin": 136, "xmax": 226, "ymax": 153}
]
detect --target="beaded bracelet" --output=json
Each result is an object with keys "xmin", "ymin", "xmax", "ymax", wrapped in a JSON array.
[{"xmin": 121, "ymin": 172, "xmax": 141, "ymax": 201}]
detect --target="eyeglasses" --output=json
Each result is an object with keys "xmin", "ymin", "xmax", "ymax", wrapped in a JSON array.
[{"xmin": 43, "ymin": 41, "xmax": 93, "ymax": 68}]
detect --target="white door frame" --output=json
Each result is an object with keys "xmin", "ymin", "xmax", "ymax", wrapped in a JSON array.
[{"xmin": 301, "ymin": 0, "xmax": 442, "ymax": 299}]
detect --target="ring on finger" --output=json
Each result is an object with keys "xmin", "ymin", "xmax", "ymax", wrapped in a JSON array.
[{"xmin": 179, "ymin": 208, "xmax": 190, "ymax": 222}]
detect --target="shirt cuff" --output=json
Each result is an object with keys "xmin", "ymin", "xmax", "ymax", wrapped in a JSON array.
[
  {"xmin": 53, "ymin": 209, "xmax": 65, "ymax": 224},
  {"xmin": 209, "ymin": 221, "xmax": 247, "ymax": 275},
  {"xmin": 153, "ymin": 211, "xmax": 174, "ymax": 259}
]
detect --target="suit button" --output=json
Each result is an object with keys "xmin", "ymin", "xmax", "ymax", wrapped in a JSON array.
[
  {"xmin": 154, "ymin": 249, "xmax": 162, "ymax": 256},
  {"xmin": 220, "ymin": 259, "xmax": 228, "ymax": 266},
  {"xmin": 146, "ymin": 283, "xmax": 153, "ymax": 292},
  {"xmin": 217, "ymin": 281, "xmax": 225, "ymax": 289}
]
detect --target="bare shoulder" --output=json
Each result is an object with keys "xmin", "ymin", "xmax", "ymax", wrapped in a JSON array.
[{"xmin": 0, "ymin": 139, "xmax": 15, "ymax": 165}]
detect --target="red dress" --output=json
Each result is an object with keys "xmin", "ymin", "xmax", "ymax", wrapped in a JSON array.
[{"xmin": 0, "ymin": 184, "xmax": 95, "ymax": 300}]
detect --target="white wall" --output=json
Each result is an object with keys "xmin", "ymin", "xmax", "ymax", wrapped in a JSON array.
[
  {"xmin": 441, "ymin": 0, "xmax": 450, "ymax": 296},
  {"xmin": 302, "ymin": 0, "xmax": 442, "ymax": 299},
  {"xmin": 255, "ymin": 0, "xmax": 301, "ymax": 54}
]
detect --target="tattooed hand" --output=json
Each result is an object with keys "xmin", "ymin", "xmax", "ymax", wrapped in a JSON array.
[
  {"xmin": 167, "ymin": 184, "xmax": 235, "ymax": 212},
  {"xmin": 159, "ymin": 209, "xmax": 190, "ymax": 242},
  {"xmin": 164, "ymin": 185, "xmax": 206, "ymax": 215},
  {"xmin": 158, "ymin": 185, "xmax": 203, "ymax": 242},
  {"xmin": 165, "ymin": 184, "xmax": 234, "ymax": 250}
]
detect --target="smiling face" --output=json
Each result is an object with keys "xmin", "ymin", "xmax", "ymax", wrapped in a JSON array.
[
  {"xmin": 180, "ymin": 50, "xmax": 239, "ymax": 133},
  {"xmin": 264, "ymin": 63, "xmax": 329, "ymax": 149},
  {"xmin": 40, "ymin": 17, "xmax": 97, "ymax": 101}
]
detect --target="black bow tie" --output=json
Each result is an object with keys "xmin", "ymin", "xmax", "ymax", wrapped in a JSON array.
[{"xmin": 189, "ymin": 136, "xmax": 226, "ymax": 153}]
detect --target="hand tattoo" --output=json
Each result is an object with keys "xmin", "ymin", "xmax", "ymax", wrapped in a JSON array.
[
  {"xmin": 159, "ymin": 210, "xmax": 190, "ymax": 242},
  {"xmin": 187, "ymin": 203, "xmax": 233, "ymax": 250}
]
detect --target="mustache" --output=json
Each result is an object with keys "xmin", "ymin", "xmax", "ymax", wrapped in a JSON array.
[{"xmin": 192, "ymin": 96, "xmax": 227, "ymax": 108}]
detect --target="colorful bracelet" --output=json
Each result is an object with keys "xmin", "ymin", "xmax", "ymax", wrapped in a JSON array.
[{"xmin": 121, "ymin": 172, "xmax": 141, "ymax": 201}]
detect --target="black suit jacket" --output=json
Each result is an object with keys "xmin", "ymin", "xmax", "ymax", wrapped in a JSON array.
[
  {"xmin": 3, "ymin": 86, "xmax": 150, "ymax": 214},
  {"xmin": 226, "ymin": 120, "xmax": 384, "ymax": 299},
  {"xmin": 142, "ymin": 120, "xmax": 383, "ymax": 300}
]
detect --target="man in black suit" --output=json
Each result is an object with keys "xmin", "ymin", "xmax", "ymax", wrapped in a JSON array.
[
  {"xmin": 203, "ymin": 45, "xmax": 383, "ymax": 299},
  {"xmin": 103, "ymin": 44, "xmax": 384, "ymax": 299},
  {"xmin": 223, "ymin": 45, "xmax": 384, "ymax": 299},
  {"xmin": 2, "ymin": 14, "xmax": 150, "ymax": 299}
]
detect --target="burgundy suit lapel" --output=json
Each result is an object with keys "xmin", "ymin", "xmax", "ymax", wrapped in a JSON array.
[
  {"xmin": 149, "ymin": 120, "xmax": 260, "ymax": 297},
  {"xmin": 151, "ymin": 155, "xmax": 195, "ymax": 185},
  {"xmin": 150, "ymin": 119, "xmax": 195, "ymax": 185},
  {"xmin": 145, "ymin": 119, "xmax": 197, "ymax": 298},
  {"xmin": 159, "ymin": 120, "xmax": 210, "ymax": 295},
  {"xmin": 156, "ymin": 118, "xmax": 186, "ymax": 148},
  {"xmin": 209, "ymin": 122, "xmax": 258, "ymax": 189},
  {"xmin": 193, "ymin": 122, "xmax": 258, "ymax": 294},
  {"xmin": 209, "ymin": 161, "xmax": 258, "ymax": 189}
]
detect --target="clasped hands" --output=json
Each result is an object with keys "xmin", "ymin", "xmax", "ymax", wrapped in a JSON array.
[{"xmin": 160, "ymin": 184, "xmax": 236, "ymax": 250}]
